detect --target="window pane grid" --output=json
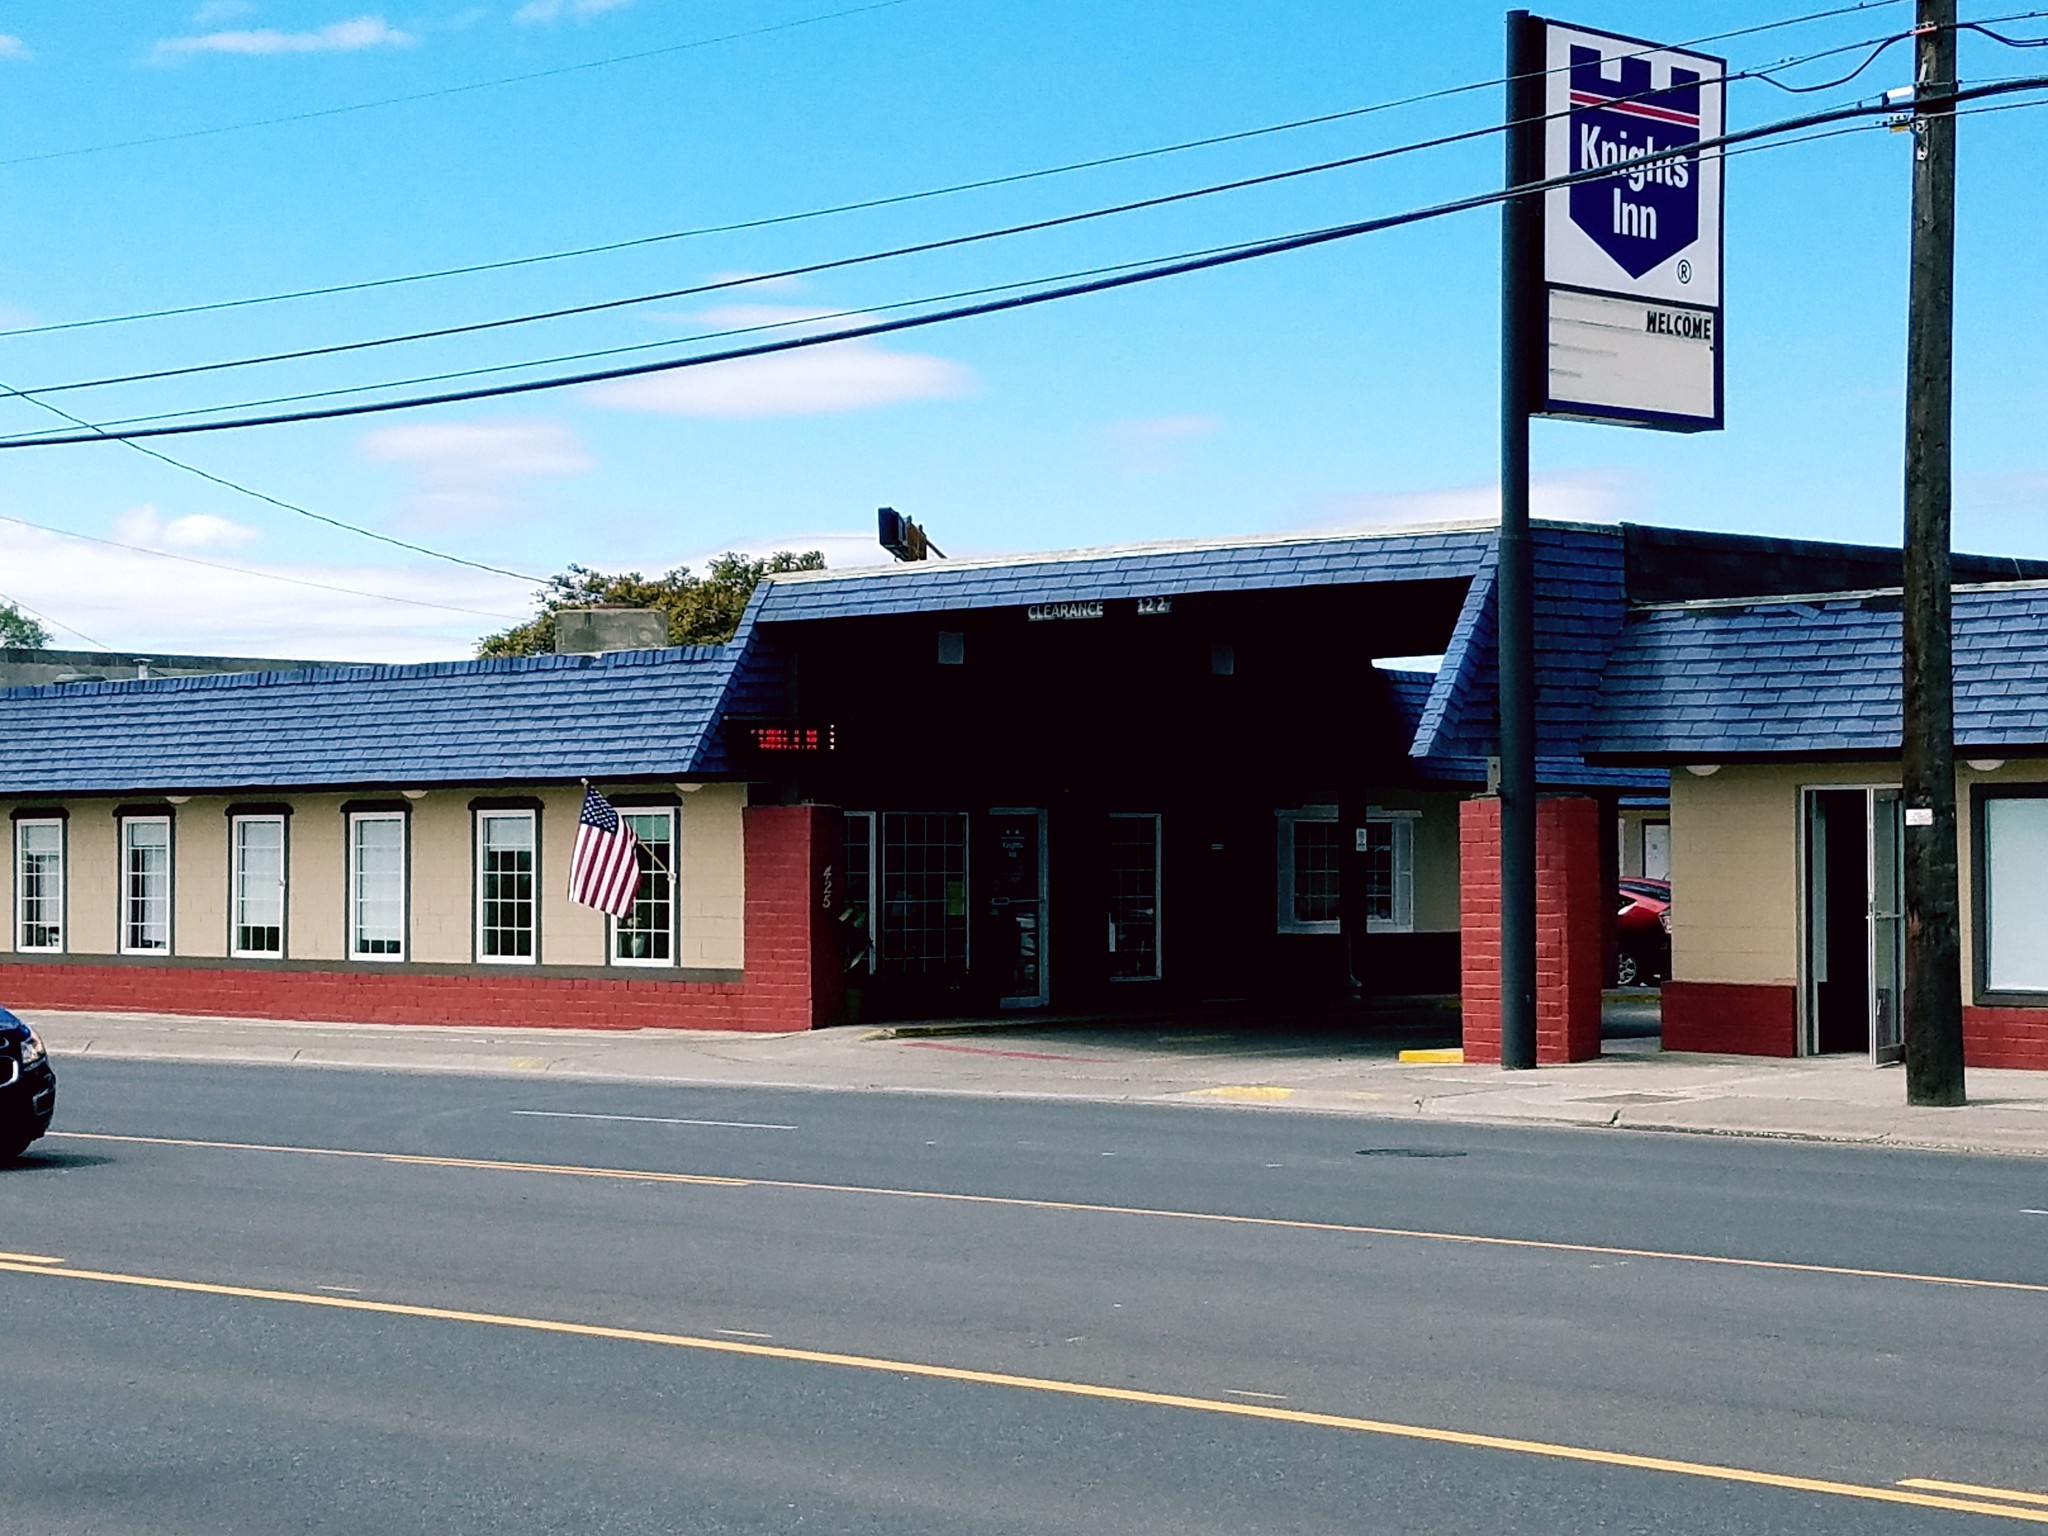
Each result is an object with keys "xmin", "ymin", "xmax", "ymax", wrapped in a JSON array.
[
  {"xmin": 16, "ymin": 821, "xmax": 63, "ymax": 952},
  {"xmin": 232, "ymin": 817, "xmax": 285, "ymax": 957},
  {"xmin": 1292, "ymin": 821, "xmax": 1342, "ymax": 926},
  {"xmin": 479, "ymin": 813, "xmax": 536, "ymax": 960},
  {"xmin": 1361, "ymin": 822, "xmax": 1396, "ymax": 925},
  {"xmin": 122, "ymin": 818, "xmax": 171, "ymax": 953},
  {"xmin": 351, "ymin": 815, "xmax": 406, "ymax": 959},
  {"xmin": 880, "ymin": 812, "xmax": 968, "ymax": 975},
  {"xmin": 842, "ymin": 812, "xmax": 875, "ymax": 974},
  {"xmin": 612, "ymin": 811, "xmax": 675, "ymax": 963},
  {"xmin": 1107, "ymin": 815, "xmax": 1160, "ymax": 981}
]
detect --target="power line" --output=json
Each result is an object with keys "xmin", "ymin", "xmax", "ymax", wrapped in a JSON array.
[
  {"xmin": 33, "ymin": 82, "xmax": 2042, "ymax": 447},
  {"xmin": 15, "ymin": 250, "xmax": 1271, "ymax": 436},
  {"xmin": 0, "ymin": 585, "xmax": 116, "ymax": 652},
  {"xmin": 21, "ymin": 76, "xmax": 2043, "ymax": 452},
  {"xmin": 0, "ymin": 0, "xmax": 912, "ymax": 173},
  {"xmin": 8, "ymin": 29, "xmax": 1932, "ymax": 404},
  {"xmin": 0, "ymin": 373, "xmax": 550, "ymax": 583},
  {"xmin": 0, "ymin": 0, "xmax": 1911, "ymax": 345},
  {"xmin": 0, "ymin": 513, "xmax": 528, "ymax": 621}
]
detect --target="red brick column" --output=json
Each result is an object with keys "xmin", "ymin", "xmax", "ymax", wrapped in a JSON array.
[
  {"xmin": 737, "ymin": 803, "xmax": 845, "ymax": 1032},
  {"xmin": 1460, "ymin": 794, "xmax": 1603, "ymax": 1064}
]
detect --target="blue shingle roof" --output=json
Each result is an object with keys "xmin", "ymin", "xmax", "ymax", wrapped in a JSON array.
[
  {"xmin": 1408, "ymin": 524, "xmax": 1664, "ymax": 788},
  {"xmin": 750, "ymin": 527, "xmax": 1496, "ymax": 622},
  {"xmin": 1588, "ymin": 584, "xmax": 2048, "ymax": 758},
  {"xmin": 0, "ymin": 645, "xmax": 758, "ymax": 796}
]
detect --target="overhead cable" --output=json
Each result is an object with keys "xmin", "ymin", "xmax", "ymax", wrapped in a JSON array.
[
  {"xmin": 0, "ymin": 0, "xmax": 1910, "ymax": 344},
  {"xmin": 0, "ymin": 374, "xmax": 549, "ymax": 583},
  {"xmin": 9, "ymin": 31, "xmax": 1936, "ymax": 402},
  {"xmin": 16, "ymin": 74, "xmax": 2046, "ymax": 452},
  {"xmin": 0, "ymin": 512, "xmax": 526, "ymax": 620}
]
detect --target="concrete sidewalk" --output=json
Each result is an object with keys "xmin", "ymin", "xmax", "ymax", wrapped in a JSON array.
[{"xmin": 23, "ymin": 1003, "xmax": 2048, "ymax": 1159}]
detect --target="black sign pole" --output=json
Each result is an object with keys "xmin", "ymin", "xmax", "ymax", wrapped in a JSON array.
[{"xmin": 1498, "ymin": 9, "xmax": 1545, "ymax": 1071}]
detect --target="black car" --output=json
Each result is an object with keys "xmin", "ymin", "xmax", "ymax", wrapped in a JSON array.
[{"xmin": 0, "ymin": 1007, "xmax": 55, "ymax": 1160}]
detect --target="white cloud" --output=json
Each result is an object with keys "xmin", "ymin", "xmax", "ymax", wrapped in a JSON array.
[
  {"xmin": 1101, "ymin": 415, "xmax": 1220, "ymax": 477},
  {"xmin": 0, "ymin": 518, "xmax": 523, "ymax": 663},
  {"xmin": 586, "ymin": 339, "xmax": 973, "ymax": 419},
  {"xmin": 113, "ymin": 505, "xmax": 261, "ymax": 551},
  {"xmin": 359, "ymin": 417, "xmax": 593, "ymax": 524},
  {"xmin": 514, "ymin": 0, "xmax": 632, "ymax": 23},
  {"xmin": 0, "ymin": 34, "xmax": 31, "ymax": 60},
  {"xmin": 154, "ymin": 15, "xmax": 414, "ymax": 58}
]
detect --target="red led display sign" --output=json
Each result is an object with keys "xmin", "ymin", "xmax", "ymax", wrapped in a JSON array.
[{"xmin": 726, "ymin": 718, "xmax": 837, "ymax": 759}]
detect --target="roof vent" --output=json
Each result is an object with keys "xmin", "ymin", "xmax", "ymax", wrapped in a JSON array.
[{"xmin": 553, "ymin": 608, "xmax": 669, "ymax": 655}]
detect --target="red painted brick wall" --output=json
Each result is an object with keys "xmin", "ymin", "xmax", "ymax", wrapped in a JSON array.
[
  {"xmin": 1660, "ymin": 981, "xmax": 1797, "ymax": 1056},
  {"xmin": 0, "ymin": 803, "xmax": 843, "ymax": 1033},
  {"xmin": 1963, "ymin": 1007, "xmax": 2048, "ymax": 1071},
  {"xmin": 1459, "ymin": 795, "xmax": 1602, "ymax": 1064}
]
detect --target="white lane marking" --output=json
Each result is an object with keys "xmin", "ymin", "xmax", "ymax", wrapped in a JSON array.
[
  {"xmin": 511, "ymin": 1110, "xmax": 797, "ymax": 1132},
  {"xmin": 1226, "ymin": 1389, "xmax": 1290, "ymax": 1401},
  {"xmin": 2023, "ymin": 1210, "xmax": 2048, "ymax": 1217},
  {"xmin": 715, "ymin": 1329, "xmax": 773, "ymax": 1340},
  {"xmin": 316, "ymin": 1284, "xmax": 360, "ymax": 1294}
]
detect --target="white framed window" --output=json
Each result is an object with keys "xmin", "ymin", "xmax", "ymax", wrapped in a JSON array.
[
  {"xmin": 230, "ymin": 815, "xmax": 287, "ymax": 958},
  {"xmin": 476, "ymin": 809, "xmax": 537, "ymax": 963},
  {"xmin": 1107, "ymin": 813, "xmax": 1162, "ymax": 981},
  {"xmin": 1276, "ymin": 806, "xmax": 1342, "ymax": 934},
  {"xmin": 120, "ymin": 815, "xmax": 173, "ymax": 954},
  {"xmin": 14, "ymin": 817, "xmax": 65, "ymax": 953},
  {"xmin": 349, "ymin": 812, "xmax": 408, "ymax": 962},
  {"xmin": 611, "ymin": 807, "xmax": 677, "ymax": 965},
  {"xmin": 1981, "ymin": 793, "xmax": 2048, "ymax": 993},
  {"xmin": 1276, "ymin": 807, "xmax": 1417, "ymax": 935},
  {"xmin": 1359, "ymin": 812, "xmax": 1417, "ymax": 934}
]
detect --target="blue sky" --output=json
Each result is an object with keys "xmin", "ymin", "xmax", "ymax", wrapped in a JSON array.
[{"xmin": 0, "ymin": 0, "xmax": 2042, "ymax": 659}]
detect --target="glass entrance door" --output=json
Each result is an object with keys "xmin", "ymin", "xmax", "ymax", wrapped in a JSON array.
[
  {"xmin": 1868, "ymin": 789, "xmax": 1905, "ymax": 1066},
  {"xmin": 989, "ymin": 809, "xmax": 1048, "ymax": 1009}
]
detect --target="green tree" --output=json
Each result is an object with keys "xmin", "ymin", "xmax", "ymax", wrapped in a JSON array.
[
  {"xmin": 0, "ymin": 601, "xmax": 50, "ymax": 648},
  {"xmin": 478, "ymin": 551, "xmax": 825, "ymax": 657}
]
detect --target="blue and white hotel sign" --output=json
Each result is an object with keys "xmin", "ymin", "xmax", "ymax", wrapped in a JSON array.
[{"xmin": 1540, "ymin": 22, "xmax": 1725, "ymax": 432}]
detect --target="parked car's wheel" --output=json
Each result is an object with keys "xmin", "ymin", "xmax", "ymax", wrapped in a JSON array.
[
  {"xmin": 1615, "ymin": 949, "xmax": 1642, "ymax": 987},
  {"xmin": 0, "ymin": 1135, "xmax": 32, "ymax": 1163}
]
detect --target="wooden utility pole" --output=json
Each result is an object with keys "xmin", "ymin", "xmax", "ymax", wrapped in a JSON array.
[{"xmin": 1901, "ymin": 0, "xmax": 1966, "ymax": 1106}]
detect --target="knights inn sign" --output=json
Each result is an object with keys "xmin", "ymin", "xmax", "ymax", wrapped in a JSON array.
[{"xmin": 1539, "ymin": 20, "xmax": 1726, "ymax": 432}]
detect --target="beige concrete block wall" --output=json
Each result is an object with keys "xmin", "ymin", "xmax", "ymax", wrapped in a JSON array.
[
  {"xmin": 1365, "ymin": 790, "xmax": 1463, "ymax": 933},
  {"xmin": 290, "ymin": 795, "xmax": 348, "ymax": 962},
  {"xmin": 407, "ymin": 794, "xmax": 474, "ymax": 964},
  {"xmin": 175, "ymin": 800, "xmax": 229, "ymax": 958},
  {"xmin": 64, "ymin": 803, "xmax": 119, "ymax": 956},
  {"xmin": 540, "ymin": 784, "xmax": 606, "ymax": 967},
  {"xmin": 681, "ymin": 784, "xmax": 746, "ymax": 969}
]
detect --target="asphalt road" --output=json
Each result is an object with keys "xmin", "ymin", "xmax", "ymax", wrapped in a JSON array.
[{"xmin": 4, "ymin": 1060, "xmax": 2048, "ymax": 1534}]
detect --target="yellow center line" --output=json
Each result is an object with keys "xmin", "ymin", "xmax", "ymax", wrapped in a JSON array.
[
  {"xmin": 1906, "ymin": 1480, "xmax": 2048, "ymax": 1508},
  {"xmin": 50, "ymin": 1130, "xmax": 2048, "ymax": 1299},
  {"xmin": 0, "ymin": 1253, "xmax": 2042, "ymax": 1526},
  {"xmin": 0, "ymin": 1251, "xmax": 64, "ymax": 1265}
]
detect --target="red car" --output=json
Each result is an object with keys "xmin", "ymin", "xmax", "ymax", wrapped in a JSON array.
[{"xmin": 1616, "ymin": 878, "xmax": 1672, "ymax": 987}]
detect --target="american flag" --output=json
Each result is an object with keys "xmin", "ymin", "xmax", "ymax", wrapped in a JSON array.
[{"xmin": 569, "ymin": 785, "xmax": 642, "ymax": 919}]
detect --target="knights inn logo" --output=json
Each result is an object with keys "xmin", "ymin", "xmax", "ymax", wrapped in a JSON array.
[{"xmin": 1567, "ymin": 44, "xmax": 1704, "ymax": 280}]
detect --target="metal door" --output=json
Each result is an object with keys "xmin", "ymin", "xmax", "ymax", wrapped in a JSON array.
[
  {"xmin": 988, "ymin": 809, "xmax": 1048, "ymax": 1008},
  {"xmin": 1868, "ymin": 789, "xmax": 1905, "ymax": 1066}
]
